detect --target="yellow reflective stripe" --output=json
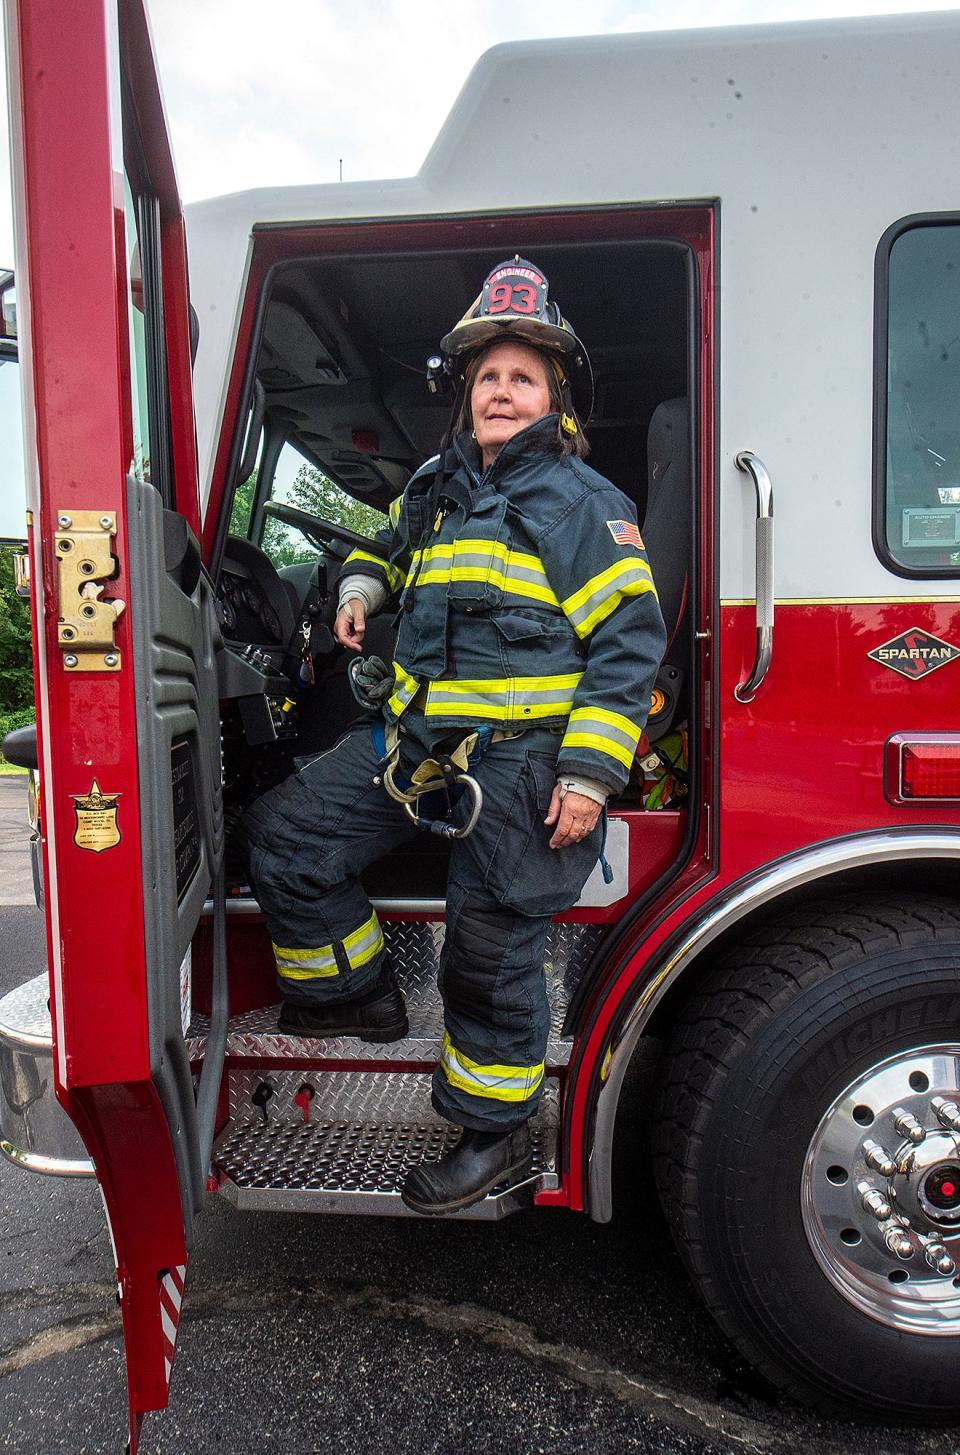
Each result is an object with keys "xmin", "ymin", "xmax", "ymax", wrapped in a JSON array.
[
  {"xmin": 274, "ymin": 912, "xmax": 384, "ymax": 981},
  {"xmin": 425, "ymin": 672, "xmax": 582, "ymax": 722},
  {"xmin": 562, "ymin": 705, "xmax": 641, "ymax": 769},
  {"xmin": 386, "ymin": 661, "xmax": 420, "ymax": 718},
  {"xmin": 388, "ymin": 495, "xmax": 402, "ymax": 528},
  {"xmin": 562, "ymin": 731, "xmax": 634, "ymax": 769},
  {"xmin": 344, "ymin": 548, "xmax": 404, "ymax": 593},
  {"xmin": 407, "ymin": 541, "xmax": 559, "ymax": 607},
  {"xmin": 440, "ymin": 1032, "xmax": 544, "ymax": 1103},
  {"xmin": 561, "ymin": 557, "xmax": 657, "ymax": 639},
  {"xmin": 571, "ymin": 704, "xmax": 639, "ymax": 737}
]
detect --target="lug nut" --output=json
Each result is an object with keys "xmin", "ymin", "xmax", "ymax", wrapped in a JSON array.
[
  {"xmin": 931, "ymin": 1097, "xmax": 960, "ymax": 1133},
  {"xmin": 880, "ymin": 1217, "xmax": 914, "ymax": 1260},
  {"xmin": 863, "ymin": 1139, "xmax": 897, "ymax": 1177},
  {"xmin": 918, "ymin": 1234, "xmax": 956, "ymax": 1277},
  {"xmin": 858, "ymin": 1180, "xmax": 892, "ymax": 1220},
  {"xmin": 894, "ymin": 1108, "xmax": 926, "ymax": 1144}
]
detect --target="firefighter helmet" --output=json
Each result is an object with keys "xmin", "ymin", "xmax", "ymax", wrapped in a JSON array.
[{"xmin": 440, "ymin": 256, "xmax": 594, "ymax": 421}]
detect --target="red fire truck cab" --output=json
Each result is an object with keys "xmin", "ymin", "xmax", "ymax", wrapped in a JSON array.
[{"xmin": 3, "ymin": 1, "xmax": 960, "ymax": 1445}]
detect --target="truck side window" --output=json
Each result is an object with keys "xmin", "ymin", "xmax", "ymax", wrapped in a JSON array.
[
  {"xmin": 253, "ymin": 440, "xmax": 387, "ymax": 568},
  {"xmin": 121, "ymin": 161, "xmax": 175, "ymax": 510},
  {"xmin": 0, "ymin": 357, "xmax": 25, "ymax": 542},
  {"xmin": 876, "ymin": 217, "xmax": 960, "ymax": 576}
]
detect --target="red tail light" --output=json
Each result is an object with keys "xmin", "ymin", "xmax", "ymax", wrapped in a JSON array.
[{"xmin": 887, "ymin": 736, "xmax": 960, "ymax": 802}]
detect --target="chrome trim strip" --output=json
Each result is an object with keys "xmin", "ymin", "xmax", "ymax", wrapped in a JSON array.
[
  {"xmin": 733, "ymin": 450, "xmax": 774, "ymax": 703},
  {"xmin": 1, "ymin": 1141, "xmax": 94, "ymax": 1177},
  {"xmin": 588, "ymin": 829, "xmax": 960, "ymax": 1222},
  {"xmin": 205, "ymin": 896, "xmax": 447, "ymax": 917}
]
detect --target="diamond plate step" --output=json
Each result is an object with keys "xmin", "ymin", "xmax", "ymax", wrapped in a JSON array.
[
  {"xmin": 213, "ymin": 1070, "xmax": 560, "ymax": 1220},
  {"xmin": 190, "ymin": 921, "xmax": 602, "ymax": 1067}
]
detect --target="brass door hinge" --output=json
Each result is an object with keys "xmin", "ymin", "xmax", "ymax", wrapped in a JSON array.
[{"xmin": 55, "ymin": 511, "xmax": 126, "ymax": 673}]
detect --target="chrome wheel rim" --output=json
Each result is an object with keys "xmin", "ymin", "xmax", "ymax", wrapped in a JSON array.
[{"xmin": 801, "ymin": 1043, "xmax": 960, "ymax": 1335}]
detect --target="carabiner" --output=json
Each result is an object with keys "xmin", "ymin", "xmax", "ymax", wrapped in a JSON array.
[{"xmin": 402, "ymin": 772, "xmax": 483, "ymax": 840}]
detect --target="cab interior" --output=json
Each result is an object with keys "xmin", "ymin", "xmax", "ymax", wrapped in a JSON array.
[{"xmin": 215, "ymin": 237, "xmax": 697, "ymax": 895}]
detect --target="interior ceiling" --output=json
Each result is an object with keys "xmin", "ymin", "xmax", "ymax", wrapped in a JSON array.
[{"xmin": 255, "ymin": 240, "xmax": 688, "ymax": 509}]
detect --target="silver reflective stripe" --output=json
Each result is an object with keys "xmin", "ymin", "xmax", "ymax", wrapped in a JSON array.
[
  {"xmin": 563, "ymin": 706, "xmax": 641, "ymax": 769},
  {"xmin": 425, "ymin": 673, "xmax": 582, "ymax": 721},
  {"xmin": 564, "ymin": 561, "xmax": 655, "ymax": 635},
  {"xmin": 348, "ymin": 917, "xmax": 383, "ymax": 966},
  {"xmin": 440, "ymin": 1034, "xmax": 545, "ymax": 1104},
  {"xmin": 568, "ymin": 710, "xmax": 637, "ymax": 752}
]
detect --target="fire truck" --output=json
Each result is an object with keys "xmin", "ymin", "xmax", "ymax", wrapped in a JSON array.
[{"xmin": 3, "ymin": 1, "xmax": 960, "ymax": 1445}]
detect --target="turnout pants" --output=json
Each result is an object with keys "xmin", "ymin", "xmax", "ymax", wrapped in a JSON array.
[{"xmin": 242, "ymin": 712, "xmax": 602, "ymax": 1131}]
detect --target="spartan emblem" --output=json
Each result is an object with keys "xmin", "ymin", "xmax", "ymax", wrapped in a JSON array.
[
  {"xmin": 867, "ymin": 627, "xmax": 960, "ymax": 681},
  {"xmin": 71, "ymin": 779, "xmax": 121, "ymax": 853}
]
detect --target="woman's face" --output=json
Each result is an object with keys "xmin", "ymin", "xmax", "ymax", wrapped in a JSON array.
[{"xmin": 470, "ymin": 341, "xmax": 553, "ymax": 466}]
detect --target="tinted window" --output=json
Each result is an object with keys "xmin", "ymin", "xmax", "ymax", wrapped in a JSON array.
[{"xmin": 881, "ymin": 221, "xmax": 960, "ymax": 573}]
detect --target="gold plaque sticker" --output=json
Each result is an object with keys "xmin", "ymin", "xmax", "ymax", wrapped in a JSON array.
[{"xmin": 71, "ymin": 779, "xmax": 121, "ymax": 853}]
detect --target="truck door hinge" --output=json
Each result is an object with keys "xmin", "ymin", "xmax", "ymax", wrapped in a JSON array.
[{"xmin": 55, "ymin": 511, "xmax": 126, "ymax": 673}]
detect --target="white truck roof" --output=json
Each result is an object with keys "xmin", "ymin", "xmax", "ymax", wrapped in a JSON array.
[{"xmin": 185, "ymin": 12, "xmax": 960, "ymax": 598}]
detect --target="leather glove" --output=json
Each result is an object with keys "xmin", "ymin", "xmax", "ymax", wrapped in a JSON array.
[{"xmin": 348, "ymin": 654, "xmax": 396, "ymax": 711}]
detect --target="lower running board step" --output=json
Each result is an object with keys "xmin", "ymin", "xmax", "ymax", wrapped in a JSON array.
[{"xmin": 213, "ymin": 1070, "xmax": 559, "ymax": 1220}]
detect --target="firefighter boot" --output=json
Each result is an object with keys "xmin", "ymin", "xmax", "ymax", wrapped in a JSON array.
[
  {"xmin": 278, "ymin": 962, "xmax": 409, "ymax": 1042},
  {"xmin": 400, "ymin": 1122, "xmax": 533, "ymax": 1215}
]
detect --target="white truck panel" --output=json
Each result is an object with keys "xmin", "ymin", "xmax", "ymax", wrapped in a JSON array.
[{"xmin": 184, "ymin": 13, "xmax": 960, "ymax": 600}]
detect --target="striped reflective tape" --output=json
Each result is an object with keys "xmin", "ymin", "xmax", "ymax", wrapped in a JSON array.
[
  {"xmin": 561, "ymin": 556, "xmax": 657, "ymax": 639},
  {"xmin": 159, "ymin": 1263, "xmax": 187, "ymax": 1386},
  {"xmin": 440, "ymin": 1032, "xmax": 544, "ymax": 1104},
  {"xmin": 388, "ymin": 495, "xmax": 403, "ymax": 528},
  {"xmin": 407, "ymin": 540, "xmax": 560, "ymax": 607},
  {"xmin": 425, "ymin": 671, "xmax": 583, "ymax": 722},
  {"xmin": 386, "ymin": 661, "xmax": 421, "ymax": 718},
  {"xmin": 343, "ymin": 547, "xmax": 404, "ymax": 594},
  {"xmin": 273, "ymin": 911, "xmax": 384, "ymax": 981},
  {"xmin": 561, "ymin": 704, "xmax": 641, "ymax": 769}
]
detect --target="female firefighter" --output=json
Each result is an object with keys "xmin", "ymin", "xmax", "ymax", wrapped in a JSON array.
[{"xmin": 243, "ymin": 258, "xmax": 667, "ymax": 1215}]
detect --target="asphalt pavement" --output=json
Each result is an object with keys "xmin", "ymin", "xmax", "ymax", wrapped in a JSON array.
[{"xmin": 1, "ymin": 778, "xmax": 958, "ymax": 1453}]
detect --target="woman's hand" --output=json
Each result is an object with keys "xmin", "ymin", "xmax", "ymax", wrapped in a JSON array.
[
  {"xmin": 335, "ymin": 598, "xmax": 366, "ymax": 652},
  {"xmin": 545, "ymin": 787, "xmax": 602, "ymax": 849}
]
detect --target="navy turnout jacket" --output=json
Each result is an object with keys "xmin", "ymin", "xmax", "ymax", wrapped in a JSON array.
[{"xmin": 340, "ymin": 415, "xmax": 667, "ymax": 794}]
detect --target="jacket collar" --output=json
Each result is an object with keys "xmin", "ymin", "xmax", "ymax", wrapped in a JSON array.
[{"xmin": 453, "ymin": 413, "xmax": 561, "ymax": 484}]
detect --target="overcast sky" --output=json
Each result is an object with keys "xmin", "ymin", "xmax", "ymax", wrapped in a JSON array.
[
  {"xmin": 3, "ymin": 0, "xmax": 960, "ymax": 268},
  {"xmin": 1, "ymin": 0, "xmax": 957, "ymax": 537}
]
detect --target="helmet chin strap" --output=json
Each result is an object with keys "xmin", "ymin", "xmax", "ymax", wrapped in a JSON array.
[{"xmin": 550, "ymin": 357, "xmax": 579, "ymax": 438}]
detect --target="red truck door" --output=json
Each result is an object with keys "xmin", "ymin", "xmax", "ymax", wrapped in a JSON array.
[{"xmin": 6, "ymin": 1, "xmax": 223, "ymax": 1444}]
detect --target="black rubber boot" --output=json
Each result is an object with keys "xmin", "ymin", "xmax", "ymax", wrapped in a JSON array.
[
  {"xmin": 278, "ymin": 962, "xmax": 408, "ymax": 1042},
  {"xmin": 400, "ymin": 1122, "xmax": 533, "ymax": 1215}
]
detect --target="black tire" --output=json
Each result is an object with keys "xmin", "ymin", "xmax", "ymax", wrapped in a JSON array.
[{"xmin": 652, "ymin": 892, "xmax": 960, "ymax": 1420}]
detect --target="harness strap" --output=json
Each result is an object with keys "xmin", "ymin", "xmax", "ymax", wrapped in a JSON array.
[{"xmin": 371, "ymin": 718, "xmax": 516, "ymax": 840}]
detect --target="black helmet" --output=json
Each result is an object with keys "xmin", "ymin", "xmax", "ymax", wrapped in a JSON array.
[{"xmin": 439, "ymin": 256, "xmax": 594, "ymax": 422}]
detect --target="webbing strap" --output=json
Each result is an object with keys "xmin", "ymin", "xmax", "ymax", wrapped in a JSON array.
[{"xmin": 379, "ymin": 719, "xmax": 481, "ymax": 807}]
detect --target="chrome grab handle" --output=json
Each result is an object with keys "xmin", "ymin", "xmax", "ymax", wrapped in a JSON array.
[{"xmin": 734, "ymin": 451, "xmax": 774, "ymax": 703}]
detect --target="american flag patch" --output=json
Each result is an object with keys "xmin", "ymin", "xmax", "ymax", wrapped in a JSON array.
[{"xmin": 606, "ymin": 519, "xmax": 644, "ymax": 548}]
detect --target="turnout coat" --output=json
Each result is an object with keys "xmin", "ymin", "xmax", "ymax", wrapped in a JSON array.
[{"xmin": 341, "ymin": 415, "xmax": 667, "ymax": 794}]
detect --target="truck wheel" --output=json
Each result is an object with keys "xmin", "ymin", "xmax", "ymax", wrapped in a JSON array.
[{"xmin": 652, "ymin": 894, "xmax": 960, "ymax": 1419}]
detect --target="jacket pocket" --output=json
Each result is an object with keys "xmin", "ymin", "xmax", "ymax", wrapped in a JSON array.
[
  {"xmin": 484, "ymin": 749, "xmax": 601, "ymax": 916},
  {"xmin": 491, "ymin": 610, "xmax": 584, "ymax": 680}
]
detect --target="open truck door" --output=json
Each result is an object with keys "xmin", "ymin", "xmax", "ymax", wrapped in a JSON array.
[{"xmin": 5, "ymin": 1, "xmax": 224, "ymax": 1444}]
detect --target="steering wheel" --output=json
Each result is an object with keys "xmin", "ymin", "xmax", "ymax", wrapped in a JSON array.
[{"xmin": 262, "ymin": 500, "xmax": 381, "ymax": 555}]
